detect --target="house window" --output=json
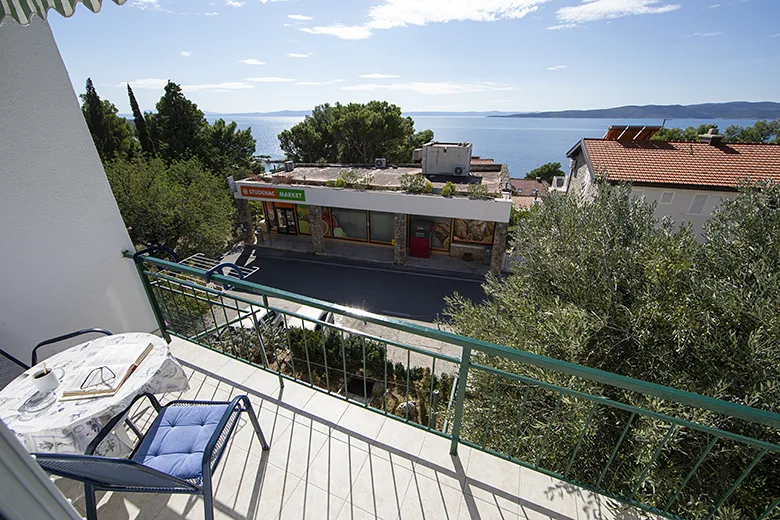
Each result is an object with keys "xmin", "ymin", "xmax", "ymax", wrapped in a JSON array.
[
  {"xmin": 689, "ymin": 194, "xmax": 708, "ymax": 214},
  {"xmin": 660, "ymin": 192, "xmax": 674, "ymax": 204}
]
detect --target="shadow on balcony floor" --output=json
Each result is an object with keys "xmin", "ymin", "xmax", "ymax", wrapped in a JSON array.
[{"xmin": 54, "ymin": 338, "xmax": 651, "ymax": 520}]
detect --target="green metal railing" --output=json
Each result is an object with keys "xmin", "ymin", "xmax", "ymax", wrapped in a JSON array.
[{"xmin": 129, "ymin": 252, "xmax": 780, "ymax": 520}]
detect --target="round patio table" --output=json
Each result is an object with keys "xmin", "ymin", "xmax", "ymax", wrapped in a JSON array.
[{"xmin": 0, "ymin": 332, "xmax": 189, "ymax": 455}]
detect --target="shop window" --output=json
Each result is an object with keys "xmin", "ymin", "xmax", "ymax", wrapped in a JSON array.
[
  {"xmin": 410, "ymin": 215, "xmax": 452, "ymax": 250},
  {"xmin": 453, "ymin": 219, "xmax": 495, "ymax": 245},
  {"xmin": 331, "ymin": 207, "xmax": 368, "ymax": 240},
  {"xmin": 297, "ymin": 205, "xmax": 311, "ymax": 235},
  {"xmin": 369, "ymin": 212, "xmax": 395, "ymax": 243}
]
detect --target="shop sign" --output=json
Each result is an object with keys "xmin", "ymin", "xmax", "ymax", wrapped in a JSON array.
[{"xmin": 239, "ymin": 185, "xmax": 306, "ymax": 202}]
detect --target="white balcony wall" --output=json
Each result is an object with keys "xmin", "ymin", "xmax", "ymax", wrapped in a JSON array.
[{"xmin": 0, "ymin": 18, "xmax": 157, "ymax": 363}]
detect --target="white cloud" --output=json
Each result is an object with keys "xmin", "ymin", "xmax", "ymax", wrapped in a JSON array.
[
  {"xmin": 246, "ymin": 77, "xmax": 296, "ymax": 82},
  {"xmin": 360, "ymin": 73, "xmax": 401, "ymax": 79},
  {"xmin": 342, "ymin": 81, "xmax": 514, "ymax": 95},
  {"xmin": 130, "ymin": 0, "xmax": 172, "ymax": 12},
  {"xmin": 124, "ymin": 78, "xmax": 168, "ymax": 89},
  {"xmin": 301, "ymin": 25, "xmax": 374, "ymax": 40},
  {"xmin": 556, "ymin": 0, "xmax": 680, "ymax": 26},
  {"xmin": 546, "ymin": 65, "xmax": 566, "ymax": 70},
  {"xmin": 288, "ymin": 14, "xmax": 313, "ymax": 20},
  {"xmin": 705, "ymin": 4, "xmax": 720, "ymax": 8},
  {"xmin": 771, "ymin": 33, "xmax": 780, "ymax": 37},
  {"xmin": 225, "ymin": 0, "xmax": 244, "ymax": 6},
  {"xmin": 184, "ymin": 82, "xmax": 253, "ymax": 91},
  {"xmin": 287, "ymin": 52, "xmax": 313, "ymax": 58},
  {"xmin": 240, "ymin": 59, "xmax": 266, "ymax": 65},
  {"xmin": 124, "ymin": 79, "xmax": 253, "ymax": 91},
  {"xmin": 547, "ymin": 23, "xmax": 578, "ymax": 29},
  {"xmin": 300, "ymin": 0, "xmax": 546, "ymax": 40},
  {"xmin": 180, "ymin": 51, "xmax": 192, "ymax": 57},
  {"xmin": 204, "ymin": 11, "xmax": 218, "ymax": 15},
  {"xmin": 131, "ymin": 0, "xmax": 160, "ymax": 10},
  {"xmin": 689, "ymin": 31, "xmax": 722, "ymax": 37},
  {"xmin": 296, "ymin": 79, "xmax": 346, "ymax": 85}
]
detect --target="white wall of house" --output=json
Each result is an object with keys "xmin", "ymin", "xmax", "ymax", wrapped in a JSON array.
[
  {"xmin": 235, "ymin": 182, "xmax": 513, "ymax": 223},
  {"xmin": 0, "ymin": 18, "xmax": 157, "ymax": 362},
  {"xmin": 565, "ymin": 150, "xmax": 736, "ymax": 238},
  {"xmin": 633, "ymin": 187, "xmax": 736, "ymax": 237}
]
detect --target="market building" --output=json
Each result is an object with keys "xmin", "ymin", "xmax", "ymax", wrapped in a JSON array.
[{"xmin": 232, "ymin": 142, "xmax": 513, "ymax": 274}]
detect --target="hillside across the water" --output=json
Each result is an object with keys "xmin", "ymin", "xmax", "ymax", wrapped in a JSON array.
[{"xmin": 493, "ymin": 102, "xmax": 780, "ymax": 120}]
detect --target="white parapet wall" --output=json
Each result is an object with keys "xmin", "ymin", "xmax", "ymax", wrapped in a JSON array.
[
  {"xmin": 0, "ymin": 18, "xmax": 158, "ymax": 362},
  {"xmin": 235, "ymin": 182, "xmax": 513, "ymax": 223}
]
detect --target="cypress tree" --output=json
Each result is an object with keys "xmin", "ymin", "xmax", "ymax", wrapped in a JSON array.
[
  {"xmin": 127, "ymin": 84, "xmax": 155, "ymax": 155},
  {"xmin": 80, "ymin": 78, "xmax": 110, "ymax": 161}
]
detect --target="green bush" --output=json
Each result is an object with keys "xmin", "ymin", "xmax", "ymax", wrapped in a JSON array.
[
  {"xmin": 444, "ymin": 180, "xmax": 780, "ymax": 519},
  {"xmin": 441, "ymin": 181, "xmax": 456, "ymax": 197},
  {"xmin": 466, "ymin": 183, "xmax": 493, "ymax": 200},
  {"xmin": 334, "ymin": 178, "xmax": 346, "ymax": 188},
  {"xmin": 423, "ymin": 180, "xmax": 433, "ymax": 193},
  {"xmin": 400, "ymin": 173, "xmax": 428, "ymax": 193}
]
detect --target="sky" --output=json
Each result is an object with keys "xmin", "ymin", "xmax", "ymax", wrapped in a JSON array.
[{"xmin": 49, "ymin": 0, "xmax": 780, "ymax": 114}]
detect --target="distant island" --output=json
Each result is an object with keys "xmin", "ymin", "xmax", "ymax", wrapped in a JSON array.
[{"xmin": 492, "ymin": 102, "xmax": 780, "ymax": 120}]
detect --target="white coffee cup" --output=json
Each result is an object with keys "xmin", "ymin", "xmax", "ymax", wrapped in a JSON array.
[{"xmin": 31, "ymin": 368, "xmax": 60, "ymax": 393}]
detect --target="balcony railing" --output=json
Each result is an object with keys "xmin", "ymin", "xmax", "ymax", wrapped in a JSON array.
[{"xmin": 129, "ymin": 251, "xmax": 780, "ymax": 520}]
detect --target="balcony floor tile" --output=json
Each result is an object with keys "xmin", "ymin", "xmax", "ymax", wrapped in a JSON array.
[{"xmin": 52, "ymin": 339, "xmax": 654, "ymax": 520}]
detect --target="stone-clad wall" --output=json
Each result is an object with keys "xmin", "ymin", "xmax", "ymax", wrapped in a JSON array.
[
  {"xmin": 309, "ymin": 205, "xmax": 325, "ymax": 253},
  {"xmin": 393, "ymin": 214, "xmax": 407, "ymax": 264},
  {"xmin": 490, "ymin": 222, "xmax": 508, "ymax": 275}
]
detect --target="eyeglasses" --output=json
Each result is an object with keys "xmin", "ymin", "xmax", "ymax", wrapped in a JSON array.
[{"xmin": 80, "ymin": 366, "xmax": 116, "ymax": 390}]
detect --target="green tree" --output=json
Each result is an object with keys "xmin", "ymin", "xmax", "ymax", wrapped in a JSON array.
[
  {"xmin": 203, "ymin": 118, "xmax": 257, "ymax": 175},
  {"xmin": 524, "ymin": 162, "xmax": 564, "ymax": 183},
  {"xmin": 279, "ymin": 101, "xmax": 433, "ymax": 163},
  {"xmin": 127, "ymin": 84, "xmax": 155, "ymax": 155},
  {"xmin": 443, "ymin": 181, "xmax": 780, "ymax": 519},
  {"xmin": 723, "ymin": 119, "xmax": 780, "ymax": 143},
  {"xmin": 104, "ymin": 156, "xmax": 235, "ymax": 257},
  {"xmin": 652, "ymin": 123, "xmax": 717, "ymax": 142},
  {"xmin": 80, "ymin": 78, "xmax": 138, "ymax": 161},
  {"xmin": 653, "ymin": 120, "xmax": 780, "ymax": 143},
  {"xmin": 147, "ymin": 81, "xmax": 210, "ymax": 164}
]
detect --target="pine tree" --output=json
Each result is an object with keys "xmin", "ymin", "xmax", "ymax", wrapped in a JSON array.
[
  {"xmin": 149, "ymin": 81, "xmax": 209, "ymax": 164},
  {"xmin": 127, "ymin": 84, "xmax": 155, "ymax": 155},
  {"xmin": 80, "ymin": 78, "xmax": 110, "ymax": 161}
]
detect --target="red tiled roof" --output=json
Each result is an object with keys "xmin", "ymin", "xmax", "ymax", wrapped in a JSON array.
[
  {"xmin": 580, "ymin": 139, "xmax": 780, "ymax": 189},
  {"xmin": 509, "ymin": 178, "xmax": 548, "ymax": 195}
]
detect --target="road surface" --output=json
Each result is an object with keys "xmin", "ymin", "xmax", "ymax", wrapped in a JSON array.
[{"xmin": 237, "ymin": 253, "xmax": 486, "ymax": 323}]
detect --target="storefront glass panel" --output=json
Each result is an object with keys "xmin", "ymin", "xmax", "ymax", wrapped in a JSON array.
[
  {"xmin": 409, "ymin": 215, "xmax": 452, "ymax": 250},
  {"xmin": 331, "ymin": 207, "xmax": 368, "ymax": 241},
  {"xmin": 297, "ymin": 205, "xmax": 311, "ymax": 235},
  {"xmin": 453, "ymin": 219, "xmax": 495, "ymax": 244},
  {"xmin": 369, "ymin": 211, "xmax": 394, "ymax": 243}
]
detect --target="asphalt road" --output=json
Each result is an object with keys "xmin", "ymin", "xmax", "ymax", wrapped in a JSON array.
[{"xmin": 236, "ymin": 254, "xmax": 486, "ymax": 322}]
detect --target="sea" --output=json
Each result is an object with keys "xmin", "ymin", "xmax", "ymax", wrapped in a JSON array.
[{"xmin": 206, "ymin": 115, "xmax": 758, "ymax": 177}]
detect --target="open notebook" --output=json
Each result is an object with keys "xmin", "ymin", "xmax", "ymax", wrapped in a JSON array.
[{"xmin": 60, "ymin": 342, "xmax": 154, "ymax": 400}]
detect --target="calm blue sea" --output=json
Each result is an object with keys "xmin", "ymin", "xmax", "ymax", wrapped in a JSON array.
[{"xmin": 207, "ymin": 115, "xmax": 757, "ymax": 177}]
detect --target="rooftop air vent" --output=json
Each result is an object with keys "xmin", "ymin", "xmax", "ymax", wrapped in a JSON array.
[{"xmin": 375, "ymin": 158, "xmax": 387, "ymax": 169}]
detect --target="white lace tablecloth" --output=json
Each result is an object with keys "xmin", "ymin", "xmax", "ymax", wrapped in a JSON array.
[{"xmin": 0, "ymin": 333, "xmax": 189, "ymax": 455}]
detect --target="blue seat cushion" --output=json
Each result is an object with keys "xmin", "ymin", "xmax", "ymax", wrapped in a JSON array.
[{"xmin": 132, "ymin": 404, "xmax": 230, "ymax": 481}]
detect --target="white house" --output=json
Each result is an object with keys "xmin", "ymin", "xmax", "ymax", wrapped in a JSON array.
[{"xmin": 564, "ymin": 125, "xmax": 780, "ymax": 237}]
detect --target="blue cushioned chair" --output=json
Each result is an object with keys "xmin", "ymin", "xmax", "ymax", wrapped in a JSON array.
[{"xmin": 33, "ymin": 393, "xmax": 270, "ymax": 520}]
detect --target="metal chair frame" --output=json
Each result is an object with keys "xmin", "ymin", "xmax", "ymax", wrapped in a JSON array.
[
  {"xmin": 34, "ymin": 393, "xmax": 270, "ymax": 520},
  {"xmin": 31, "ymin": 328, "xmax": 113, "ymax": 366},
  {"xmin": 0, "ymin": 347, "xmax": 29, "ymax": 390}
]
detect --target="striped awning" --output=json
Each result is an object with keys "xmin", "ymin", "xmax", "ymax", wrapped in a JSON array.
[{"xmin": 1, "ymin": 0, "xmax": 126, "ymax": 25}]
